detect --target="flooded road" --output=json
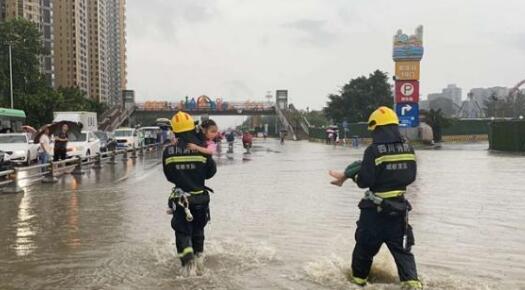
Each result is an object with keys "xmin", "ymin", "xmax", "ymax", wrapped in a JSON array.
[{"xmin": 1, "ymin": 140, "xmax": 524, "ymax": 290}]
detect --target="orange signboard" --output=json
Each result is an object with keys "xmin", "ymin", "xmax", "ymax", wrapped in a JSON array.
[{"xmin": 395, "ymin": 61, "xmax": 420, "ymax": 80}]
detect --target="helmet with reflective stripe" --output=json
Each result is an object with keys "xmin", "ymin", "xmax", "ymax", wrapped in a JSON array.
[
  {"xmin": 367, "ymin": 106, "xmax": 399, "ymax": 131},
  {"xmin": 171, "ymin": 111, "xmax": 195, "ymax": 133}
]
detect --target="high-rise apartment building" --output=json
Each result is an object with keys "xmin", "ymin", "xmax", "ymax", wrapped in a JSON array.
[
  {"xmin": 53, "ymin": 0, "xmax": 90, "ymax": 97},
  {"xmin": 427, "ymin": 84, "xmax": 463, "ymax": 107},
  {"xmin": 88, "ymin": 0, "xmax": 108, "ymax": 103},
  {"xmin": 2, "ymin": 0, "xmax": 127, "ymax": 104},
  {"xmin": 1, "ymin": 0, "xmax": 54, "ymax": 87},
  {"xmin": 41, "ymin": 0, "xmax": 54, "ymax": 87},
  {"xmin": 4, "ymin": 0, "xmax": 41, "ymax": 23},
  {"xmin": 106, "ymin": 0, "xmax": 126, "ymax": 106}
]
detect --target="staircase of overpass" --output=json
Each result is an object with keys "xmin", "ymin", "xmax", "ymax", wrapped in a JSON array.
[{"xmin": 98, "ymin": 106, "xmax": 136, "ymax": 131}]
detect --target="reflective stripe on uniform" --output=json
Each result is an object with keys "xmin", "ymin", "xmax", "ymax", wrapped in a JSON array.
[
  {"xmin": 190, "ymin": 190, "xmax": 204, "ymax": 195},
  {"xmin": 350, "ymin": 277, "xmax": 367, "ymax": 286},
  {"xmin": 375, "ymin": 190, "xmax": 406, "ymax": 198},
  {"xmin": 178, "ymin": 247, "xmax": 194, "ymax": 258},
  {"xmin": 375, "ymin": 153, "xmax": 416, "ymax": 166},
  {"xmin": 401, "ymin": 280, "xmax": 423, "ymax": 289},
  {"xmin": 165, "ymin": 156, "xmax": 207, "ymax": 165}
]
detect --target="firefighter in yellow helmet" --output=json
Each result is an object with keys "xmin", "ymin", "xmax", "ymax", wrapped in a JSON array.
[
  {"xmin": 329, "ymin": 106, "xmax": 422, "ymax": 289},
  {"xmin": 163, "ymin": 111, "xmax": 216, "ymax": 275}
]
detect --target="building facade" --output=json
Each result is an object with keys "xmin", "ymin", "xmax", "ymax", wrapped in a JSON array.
[
  {"xmin": 2, "ymin": 0, "xmax": 127, "ymax": 104},
  {"xmin": 88, "ymin": 0, "xmax": 108, "ymax": 103},
  {"xmin": 106, "ymin": 0, "xmax": 127, "ymax": 106},
  {"xmin": 1, "ymin": 0, "xmax": 55, "ymax": 87},
  {"xmin": 4, "ymin": 0, "xmax": 41, "ymax": 23},
  {"xmin": 53, "ymin": 0, "xmax": 90, "ymax": 97},
  {"xmin": 469, "ymin": 87, "xmax": 509, "ymax": 106},
  {"xmin": 41, "ymin": 0, "xmax": 54, "ymax": 87}
]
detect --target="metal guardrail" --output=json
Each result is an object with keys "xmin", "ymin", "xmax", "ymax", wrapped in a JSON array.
[{"xmin": 0, "ymin": 143, "xmax": 162, "ymax": 194}]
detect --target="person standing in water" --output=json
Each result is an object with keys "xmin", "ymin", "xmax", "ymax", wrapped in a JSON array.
[
  {"xmin": 329, "ymin": 106, "xmax": 422, "ymax": 289},
  {"xmin": 163, "ymin": 111, "xmax": 217, "ymax": 275}
]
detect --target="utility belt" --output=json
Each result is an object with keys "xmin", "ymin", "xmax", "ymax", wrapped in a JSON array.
[
  {"xmin": 361, "ymin": 190, "xmax": 411, "ymax": 217},
  {"xmin": 170, "ymin": 186, "xmax": 213, "ymax": 204},
  {"xmin": 170, "ymin": 187, "xmax": 213, "ymax": 222}
]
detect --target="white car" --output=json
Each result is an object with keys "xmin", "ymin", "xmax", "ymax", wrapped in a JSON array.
[
  {"xmin": 50, "ymin": 131, "xmax": 101, "ymax": 160},
  {"xmin": 0, "ymin": 133, "xmax": 39, "ymax": 165},
  {"xmin": 114, "ymin": 128, "xmax": 140, "ymax": 149},
  {"xmin": 67, "ymin": 131, "xmax": 101, "ymax": 159}
]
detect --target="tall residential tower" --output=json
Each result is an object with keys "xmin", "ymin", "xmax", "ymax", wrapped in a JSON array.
[{"xmin": 53, "ymin": 0, "xmax": 90, "ymax": 97}]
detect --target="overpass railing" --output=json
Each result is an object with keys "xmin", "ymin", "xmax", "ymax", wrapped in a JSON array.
[{"xmin": 135, "ymin": 102, "xmax": 275, "ymax": 112}]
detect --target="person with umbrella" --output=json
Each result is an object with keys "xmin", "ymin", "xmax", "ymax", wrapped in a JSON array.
[
  {"xmin": 38, "ymin": 127, "xmax": 52, "ymax": 165},
  {"xmin": 53, "ymin": 124, "xmax": 69, "ymax": 161}
]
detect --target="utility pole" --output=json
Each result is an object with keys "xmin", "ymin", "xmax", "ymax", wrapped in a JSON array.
[{"xmin": 8, "ymin": 43, "xmax": 14, "ymax": 109}]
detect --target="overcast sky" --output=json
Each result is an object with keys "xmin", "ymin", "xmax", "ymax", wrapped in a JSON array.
[{"xmin": 127, "ymin": 0, "xmax": 525, "ymax": 111}]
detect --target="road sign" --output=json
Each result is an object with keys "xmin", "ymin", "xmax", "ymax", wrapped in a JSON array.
[
  {"xmin": 395, "ymin": 61, "xmax": 420, "ymax": 80},
  {"xmin": 395, "ymin": 102, "xmax": 419, "ymax": 128},
  {"xmin": 395, "ymin": 80, "xmax": 419, "ymax": 103}
]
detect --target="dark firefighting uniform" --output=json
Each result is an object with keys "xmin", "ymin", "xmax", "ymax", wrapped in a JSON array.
[
  {"xmin": 162, "ymin": 138, "xmax": 216, "ymax": 265},
  {"xmin": 350, "ymin": 125, "xmax": 420, "ymax": 284}
]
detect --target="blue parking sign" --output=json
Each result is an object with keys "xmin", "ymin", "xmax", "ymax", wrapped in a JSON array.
[{"xmin": 395, "ymin": 103, "xmax": 419, "ymax": 128}]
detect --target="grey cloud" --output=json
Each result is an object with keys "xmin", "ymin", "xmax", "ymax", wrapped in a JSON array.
[
  {"xmin": 127, "ymin": 0, "xmax": 217, "ymax": 41},
  {"xmin": 223, "ymin": 80, "xmax": 255, "ymax": 99},
  {"xmin": 284, "ymin": 19, "xmax": 338, "ymax": 45}
]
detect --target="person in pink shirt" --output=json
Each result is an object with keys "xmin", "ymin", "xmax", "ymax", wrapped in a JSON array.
[{"xmin": 187, "ymin": 119, "xmax": 219, "ymax": 155}]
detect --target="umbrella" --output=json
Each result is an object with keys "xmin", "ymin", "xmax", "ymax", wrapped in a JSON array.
[
  {"xmin": 326, "ymin": 128, "xmax": 335, "ymax": 133},
  {"xmin": 34, "ymin": 121, "xmax": 83, "ymax": 143},
  {"xmin": 21, "ymin": 125, "xmax": 37, "ymax": 134}
]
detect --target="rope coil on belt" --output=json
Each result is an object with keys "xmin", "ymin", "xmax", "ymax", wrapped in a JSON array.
[{"xmin": 173, "ymin": 188, "xmax": 194, "ymax": 222}]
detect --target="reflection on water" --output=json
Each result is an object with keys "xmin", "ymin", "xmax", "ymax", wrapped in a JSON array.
[
  {"xmin": 0, "ymin": 142, "xmax": 524, "ymax": 289},
  {"xmin": 15, "ymin": 191, "xmax": 36, "ymax": 257},
  {"xmin": 67, "ymin": 190, "xmax": 80, "ymax": 249}
]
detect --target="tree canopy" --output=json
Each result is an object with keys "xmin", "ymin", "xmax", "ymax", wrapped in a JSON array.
[
  {"xmin": 0, "ymin": 19, "xmax": 108, "ymax": 127},
  {"xmin": 324, "ymin": 70, "xmax": 393, "ymax": 124}
]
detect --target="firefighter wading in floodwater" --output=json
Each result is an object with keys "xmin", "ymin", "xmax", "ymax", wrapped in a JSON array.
[
  {"xmin": 163, "ymin": 111, "xmax": 216, "ymax": 275},
  {"xmin": 329, "ymin": 106, "xmax": 423, "ymax": 289}
]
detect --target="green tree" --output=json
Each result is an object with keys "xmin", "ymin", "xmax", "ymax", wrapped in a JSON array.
[
  {"xmin": 0, "ymin": 18, "xmax": 46, "ymax": 103},
  {"xmin": 324, "ymin": 70, "xmax": 393, "ymax": 123},
  {"xmin": 0, "ymin": 19, "xmax": 109, "ymax": 127},
  {"xmin": 304, "ymin": 110, "xmax": 329, "ymax": 127}
]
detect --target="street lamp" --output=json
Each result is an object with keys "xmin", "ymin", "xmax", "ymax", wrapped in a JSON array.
[{"xmin": 8, "ymin": 43, "xmax": 14, "ymax": 109}]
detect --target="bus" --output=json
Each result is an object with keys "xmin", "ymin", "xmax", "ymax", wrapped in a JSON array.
[{"xmin": 0, "ymin": 108, "xmax": 26, "ymax": 133}]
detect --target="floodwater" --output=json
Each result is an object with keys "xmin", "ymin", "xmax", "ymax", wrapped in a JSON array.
[{"xmin": 1, "ymin": 140, "xmax": 524, "ymax": 290}]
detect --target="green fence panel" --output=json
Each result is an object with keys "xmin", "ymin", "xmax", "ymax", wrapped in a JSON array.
[{"xmin": 489, "ymin": 120, "xmax": 525, "ymax": 152}]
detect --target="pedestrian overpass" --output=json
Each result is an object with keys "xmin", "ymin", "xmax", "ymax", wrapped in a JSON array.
[{"xmin": 128, "ymin": 100, "xmax": 298, "ymax": 140}]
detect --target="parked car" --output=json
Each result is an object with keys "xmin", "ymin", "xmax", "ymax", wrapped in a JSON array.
[
  {"xmin": 68, "ymin": 131, "xmax": 101, "ymax": 159},
  {"xmin": 94, "ymin": 131, "xmax": 116, "ymax": 152},
  {"xmin": 114, "ymin": 128, "xmax": 139, "ymax": 149},
  {"xmin": 0, "ymin": 133, "xmax": 38, "ymax": 165},
  {"xmin": 50, "ymin": 131, "xmax": 101, "ymax": 160},
  {"xmin": 0, "ymin": 150, "xmax": 10, "ymax": 170}
]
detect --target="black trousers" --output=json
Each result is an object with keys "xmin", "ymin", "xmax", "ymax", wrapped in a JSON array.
[
  {"xmin": 170, "ymin": 194, "xmax": 210, "ymax": 266},
  {"xmin": 53, "ymin": 149, "xmax": 67, "ymax": 161},
  {"xmin": 352, "ymin": 208, "xmax": 419, "ymax": 282}
]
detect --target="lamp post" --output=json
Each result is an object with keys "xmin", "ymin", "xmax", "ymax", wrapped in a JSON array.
[{"xmin": 8, "ymin": 43, "xmax": 14, "ymax": 109}]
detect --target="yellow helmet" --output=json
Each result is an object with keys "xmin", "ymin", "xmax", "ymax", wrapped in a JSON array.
[
  {"xmin": 171, "ymin": 111, "xmax": 195, "ymax": 133},
  {"xmin": 367, "ymin": 106, "xmax": 399, "ymax": 131}
]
